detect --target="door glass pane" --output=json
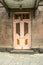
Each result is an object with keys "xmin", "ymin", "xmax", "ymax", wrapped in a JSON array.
[
  {"xmin": 17, "ymin": 39, "xmax": 20, "ymax": 45},
  {"xmin": 15, "ymin": 14, "xmax": 21, "ymax": 19},
  {"xmin": 25, "ymin": 39, "xmax": 28, "ymax": 45},
  {"xmin": 16, "ymin": 23, "xmax": 20, "ymax": 35},
  {"xmin": 24, "ymin": 23, "xmax": 28, "ymax": 35},
  {"xmin": 14, "ymin": 14, "xmax": 29, "ymax": 19},
  {"xmin": 23, "ymin": 14, "xmax": 29, "ymax": 19}
]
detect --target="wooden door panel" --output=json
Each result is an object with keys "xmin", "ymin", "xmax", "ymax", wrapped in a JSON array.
[{"xmin": 13, "ymin": 19, "xmax": 31, "ymax": 49}]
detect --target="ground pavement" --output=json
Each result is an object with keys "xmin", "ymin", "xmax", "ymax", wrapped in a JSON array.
[{"xmin": 0, "ymin": 52, "xmax": 43, "ymax": 65}]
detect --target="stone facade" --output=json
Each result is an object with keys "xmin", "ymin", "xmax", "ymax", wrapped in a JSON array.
[
  {"xmin": 0, "ymin": 6, "xmax": 43, "ymax": 48},
  {"xmin": 0, "ymin": 7, "xmax": 12, "ymax": 48},
  {"xmin": 32, "ymin": 10, "xmax": 43, "ymax": 48}
]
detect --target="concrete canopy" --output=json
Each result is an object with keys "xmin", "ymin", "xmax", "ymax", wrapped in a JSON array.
[{"xmin": 4, "ymin": 0, "xmax": 40, "ymax": 9}]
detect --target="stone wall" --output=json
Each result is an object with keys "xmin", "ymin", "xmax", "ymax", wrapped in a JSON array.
[
  {"xmin": 0, "ymin": 6, "xmax": 43, "ymax": 48},
  {"xmin": 32, "ymin": 10, "xmax": 43, "ymax": 48},
  {"xmin": 0, "ymin": 7, "xmax": 12, "ymax": 48}
]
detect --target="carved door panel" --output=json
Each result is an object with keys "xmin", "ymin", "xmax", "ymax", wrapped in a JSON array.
[
  {"xmin": 23, "ymin": 19, "xmax": 31, "ymax": 49},
  {"xmin": 13, "ymin": 19, "xmax": 31, "ymax": 49},
  {"xmin": 13, "ymin": 20, "xmax": 21, "ymax": 49}
]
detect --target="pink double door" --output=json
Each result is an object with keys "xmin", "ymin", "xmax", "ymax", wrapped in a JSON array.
[{"xmin": 13, "ymin": 19, "xmax": 31, "ymax": 49}]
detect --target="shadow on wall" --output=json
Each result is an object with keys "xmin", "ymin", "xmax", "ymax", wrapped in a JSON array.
[
  {"xmin": 0, "ymin": 7, "xmax": 12, "ymax": 47},
  {"xmin": 32, "ymin": 9, "xmax": 43, "ymax": 48}
]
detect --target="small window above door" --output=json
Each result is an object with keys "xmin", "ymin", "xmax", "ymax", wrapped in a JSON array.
[
  {"xmin": 15, "ymin": 14, "xmax": 21, "ymax": 19},
  {"xmin": 23, "ymin": 14, "xmax": 29, "ymax": 19},
  {"xmin": 14, "ymin": 12, "xmax": 30, "ymax": 19}
]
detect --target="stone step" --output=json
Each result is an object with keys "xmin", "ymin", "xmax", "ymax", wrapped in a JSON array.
[{"xmin": 10, "ymin": 49, "xmax": 34, "ymax": 54}]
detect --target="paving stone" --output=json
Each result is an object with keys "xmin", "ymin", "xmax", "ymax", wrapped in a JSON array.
[{"xmin": 0, "ymin": 52, "xmax": 43, "ymax": 65}]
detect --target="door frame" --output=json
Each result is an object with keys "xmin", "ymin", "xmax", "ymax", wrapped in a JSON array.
[{"xmin": 13, "ymin": 12, "xmax": 32, "ymax": 50}]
